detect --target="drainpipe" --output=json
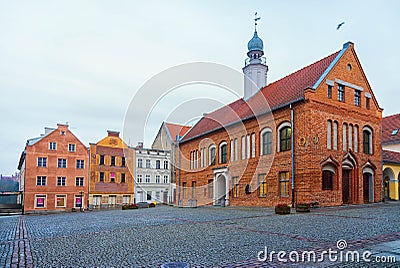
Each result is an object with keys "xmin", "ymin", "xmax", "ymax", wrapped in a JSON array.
[
  {"xmin": 177, "ymin": 138, "xmax": 181, "ymax": 206},
  {"xmin": 290, "ymin": 103, "xmax": 295, "ymax": 208}
]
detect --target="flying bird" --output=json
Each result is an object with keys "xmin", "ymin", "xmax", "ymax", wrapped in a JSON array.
[{"xmin": 337, "ymin": 22, "xmax": 345, "ymax": 30}]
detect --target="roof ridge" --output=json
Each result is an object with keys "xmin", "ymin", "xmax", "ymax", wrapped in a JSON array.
[{"xmin": 263, "ymin": 50, "xmax": 341, "ymax": 91}]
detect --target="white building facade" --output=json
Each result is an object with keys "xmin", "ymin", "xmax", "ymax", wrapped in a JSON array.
[{"xmin": 134, "ymin": 143, "xmax": 171, "ymax": 204}]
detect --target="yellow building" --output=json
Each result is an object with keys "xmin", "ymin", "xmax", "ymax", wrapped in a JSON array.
[
  {"xmin": 89, "ymin": 131, "xmax": 134, "ymax": 208},
  {"xmin": 382, "ymin": 114, "xmax": 400, "ymax": 200}
]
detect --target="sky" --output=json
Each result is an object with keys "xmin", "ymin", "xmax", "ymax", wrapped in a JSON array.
[{"xmin": 0, "ymin": 0, "xmax": 399, "ymax": 175}]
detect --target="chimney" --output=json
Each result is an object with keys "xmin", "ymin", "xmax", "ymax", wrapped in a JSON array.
[
  {"xmin": 107, "ymin": 130, "xmax": 120, "ymax": 137},
  {"xmin": 137, "ymin": 142, "xmax": 144, "ymax": 149}
]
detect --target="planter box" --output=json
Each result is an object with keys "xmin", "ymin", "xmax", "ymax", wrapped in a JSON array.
[
  {"xmin": 275, "ymin": 206, "xmax": 291, "ymax": 215},
  {"xmin": 296, "ymin": 206, "xmax": 310, "ymax": 213}
]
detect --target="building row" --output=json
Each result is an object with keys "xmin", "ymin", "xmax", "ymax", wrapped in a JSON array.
[
  {"xmin": 16, "ymin": 21, "xmax": 400, "ymax": 213},
  {"xmin": 17, "ymin": 123, "xmax": 190, "ymax": 213}
]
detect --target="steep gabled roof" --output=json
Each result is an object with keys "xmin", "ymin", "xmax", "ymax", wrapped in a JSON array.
[
  {"xmin": 383, "ymin": 149, "xmax": 400, "ymax": 165},
  {"xmin": 165, "ymin": 122, "xmax": 191, "ymax": 142},
  {"xmin": 181, "ymin": 48, "xmax": 342, "ymax": 142},
  {"xmin": 382, "ymin": 113, "xmax": 400, "ymax": 145}
]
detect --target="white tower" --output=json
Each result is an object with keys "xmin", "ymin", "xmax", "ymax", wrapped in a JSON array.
[{"xmin": 243, "ymin": 13, "xmax": 268, "ymax": 101}]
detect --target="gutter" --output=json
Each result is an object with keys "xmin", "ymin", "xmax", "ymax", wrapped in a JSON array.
[{"xmin": 290, "ymin": 103, "xmax": 295, "ymax": 208}]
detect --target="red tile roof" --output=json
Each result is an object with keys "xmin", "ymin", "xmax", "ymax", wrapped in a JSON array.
[
  {"xmin": 382, "ymin": 113, "xmax": 400, "ymax": 145},
  {"xmin": 182, "ymin": 50, "xmax": 341, "ymax": 142},
  {"xmin": 383, "ymin": 149, "xmax": 400, "ymax": 164},
  {"xmin": 165, "ymin": 122, "xmax": 191, "ymax": 142}
]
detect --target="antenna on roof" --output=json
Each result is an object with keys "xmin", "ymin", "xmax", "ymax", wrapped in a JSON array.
[{"xmin": 254, "ymin": 12, "xmax": 261, "ymax": 32}]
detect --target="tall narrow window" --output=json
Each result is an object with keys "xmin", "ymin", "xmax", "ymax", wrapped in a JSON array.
[
  {"xmin": 338, "ymin": 84, "xmax": 345, "ymax": 102},
  {"xmin": 348, "ymin": 125, "xmax": 353, "ymax": 150},
  {"xmin": 192, "ymin": 181, "xmax": 196, "ymax": 198},
  {"xmin": 121, "ymin": 157, "xmax": 126, "ymax": 167},
  {"xmin": 146, "ymin": 159, "xmax": 151, "ymax": 168},
  {"xmin": 110, "ymin": 172, "xmax": 115, "ymax": 183},
  {"xmin": 230, "ymin": 140, "xmax": 234, "ymax": 162},
  {"xmin": 363, "ymin": 127, "xmax": 373, "ymax": 154},
  {"xmin": 246, "ymin": 135, "xmax": 250, "ymax": 159},
  {"xmin": 121, "ymin": 173, "xmax": 126, "ymax": 183},
  {"xmin": 155, "ymin": 175, "xmax": 160, "ymax": 183},
  {"xmin": 156, "ymin": 160, "xmax": 161, "ymax": 169},
  {"xmin": 164, "ymin": 160, "xmax": 168, "ymax": 169},
  {"xmin": 182, "ymin": 182, "xmax": 187, "ymax": 199},
  {"xmin": 232, "ymin": 177, "xmax": 239, "ymax": 198},
  {"xmin": 111, "ymin": 156, "xmax": 116, "ymax": 166},
  {"xmin": 279, "ymin": 172, "xmax": 289, "ymax": 197},
  {"xmin": 342, "ymin": 124, "xmax": 347, "ymax": 151},
  {"xmin": 354, "ymin": 90, "xmax": 361, "ymax": 106},
  {"xmin": 99, "ymin": 172, "xmax": 104, "ymax": 182},
  {"xmin": 327, "ymin": 85, "xmax": 332, "ymax": 99},
  {"xmin": 219, "ymin": 143, "xmax": 227, "ymax": 164},
  {"xmin": 366, "ymin": 97, "xmax": 370, "ymax": 109},
  {"xmin": 354, "ymin": 125, "xmax": 359, "ymax": 153},
  {"xmin": 137, "ymin": 159, "xmax": 142, "ymax": 168},
  {"xmin": 100, "ymin": 155, "xmax": 105, "ymax": 165},
  {"xmin": 333, "ymin": 121, "xmax": 338, "ymax": 150},
  {"xmin": 279, "ymin": 126, "xmax": 291, "ymax": 152},
  {"xmin": 327, "ymin": 120, "xmax": 332, "ymax": 149},
  {"xmin": 251, "ymin": 133, "xmax": 256, "ymax": 158},
  {"xmin": 258, "ymin": 174, "xmax": 267, "ymax": 197},
  {"xmin": 241, "ymin": 136, "xmax": 246, "ymax": 160},
  {"xmin": 234, "ymin": 139, "xmax": 238, "ymax": 161},
  {"xmin": 208, "ymin": 179, "xmax": 213, "ymax": 198},
  {"xmin": 145, "ymin": 174, "xmax": 151, "ymax": 183}
]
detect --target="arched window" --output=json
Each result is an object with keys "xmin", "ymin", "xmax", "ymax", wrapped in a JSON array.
[
  {"xmin": 219, "ymin": 142, "xmax": 227, "ymax": 164},
  {"xmin": 327, "ymin": 120, "xmax": 332, "ymax": 149},
  {"xmin": 278, "ymin": 123, "xmax": 291, "ymax": 152},
  {"xmin": 209, "ymin": 145, "xmax": 216, "ymax": 165},
  {"xmin": 363, "ymin": 126, "xmax": 373, "ymax": 154},
  {"xmin": 342, "ymin": 123, "xmax": 347, "ymax": 151},
  {"xmin": 260, "ymin": 128, "xmax": 272, "ymax": 155},
  {"xmin": 251, "ymin": 133, "xmax": 256, "ymax": 158}
]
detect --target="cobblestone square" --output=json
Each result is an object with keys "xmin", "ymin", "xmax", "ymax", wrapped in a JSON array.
[{"xmin": 1, "ymin": 203, "xmax": 399, "ymax": 267}]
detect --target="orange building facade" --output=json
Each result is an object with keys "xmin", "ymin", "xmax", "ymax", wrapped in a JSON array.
[
  {"xmin": 88, "ymin": 131, "xmax": 134, "ymax": 208},
  {"xmin": 18, "ymin": 124, "xmax": 89, "ymax": 213},
  {"xmin": 177, "ymin": 41, "xmax": 383, "ymax": 208}
]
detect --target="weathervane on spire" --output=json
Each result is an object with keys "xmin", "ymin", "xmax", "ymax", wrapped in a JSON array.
[{"xmin": 254, "ymin": 12, "xmax": 261, "ymax": 31}]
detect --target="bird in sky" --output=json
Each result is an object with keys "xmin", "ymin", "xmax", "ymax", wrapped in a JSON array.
[{"xmin": 337, "ymin": 22, "xmax": 345, "ymax": 30}]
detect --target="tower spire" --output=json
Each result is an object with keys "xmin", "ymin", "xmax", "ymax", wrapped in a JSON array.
[{"xmin": 243, "ymin": 12, "xmax": 268, "ymax": 101}]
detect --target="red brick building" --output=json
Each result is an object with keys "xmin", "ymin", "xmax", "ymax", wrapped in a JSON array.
[
  {"xmin": 18, "ymin": 124, "xmax": 88, "ymax": 213},
  {"xmin": 177, "ymin": 30, "xmax": 382, "ymax": 207}
]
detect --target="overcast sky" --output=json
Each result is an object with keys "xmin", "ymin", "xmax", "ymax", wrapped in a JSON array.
[{"xmin": 1, "ymin": 0, "xmax": 399, "ymax": 175}]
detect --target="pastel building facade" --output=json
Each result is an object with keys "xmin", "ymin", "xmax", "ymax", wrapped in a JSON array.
[
  {"xmin": 134, "ymin": 142, "xmax": 171, "ymax": 203},
  {"xmin": 382, "ymin": 114, "xmax": 400, "ymax": 200},
  {"xmin": 89, "ymin": 131, "xmax": 134, "ymax": 208}
]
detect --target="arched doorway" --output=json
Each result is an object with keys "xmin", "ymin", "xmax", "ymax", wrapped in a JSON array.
[
  {"xmin": 383, "ymin": 168, "xmax": 394, "ymax": 200},
  {"xmin": 215, "ymin": 174, "xmax": 227, "ymax": 206},
  {"xmin": 342, "ymin": 153, "xmax": 357, "ymax": 204},
  {"xmin": 362, "ymin": 169, "xmax": 374, "ymax": 203}
]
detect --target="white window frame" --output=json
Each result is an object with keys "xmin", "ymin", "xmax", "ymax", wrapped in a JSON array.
[
  {"xmin": 277, "ymin": 122, "xmax": 292, "ymax": 152},
  {"xmin": 76, "ymin": 177, "xmax": 84, "ymax": 187},
  {"xmin": 260, "ymin": 128, "xmax": 273, "ymax": 155},
  {"xmin": 57, "ymin": 176, "xmax": 66, "ymax": 186},
  {"xmin": 219, "ymin": 141, "xmax": 228, "ymax": 164},
  {"xmin": 327, "ymin": 121, "xmax": 332, "ymax": 150},
  {"xmin": 251, "ymin": 133, "xmax": 256, "ymax": 158},
  {"xmin": 68, "ymin": 144, "xmax": 76, "ymax": 152},
  {"xmin": 363, "ymin": 126, "xmax": 373, "ymax": 154},
  {"xmin": 49, "ymin": 142, "xmax": 56, "ymax": 150},
  {"xmin": 241, "ymin": 136, "xmax": 246, "ymax": 160},
  {"xmin": 35, "ymin": 194, "xmax": 47, "ymax": 208},
  {"xmin": 209, "ymin": 144, "xmax": 216, "ymax": 165},
  {"xmin": 55, "ymin": 194, "xmax": 67, "ymax": 208}
]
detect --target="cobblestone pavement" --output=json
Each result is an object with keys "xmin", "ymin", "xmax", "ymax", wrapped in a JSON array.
[{"xmin": 0, "ymin": 202, "xmax": 399, "ymax": 267}]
